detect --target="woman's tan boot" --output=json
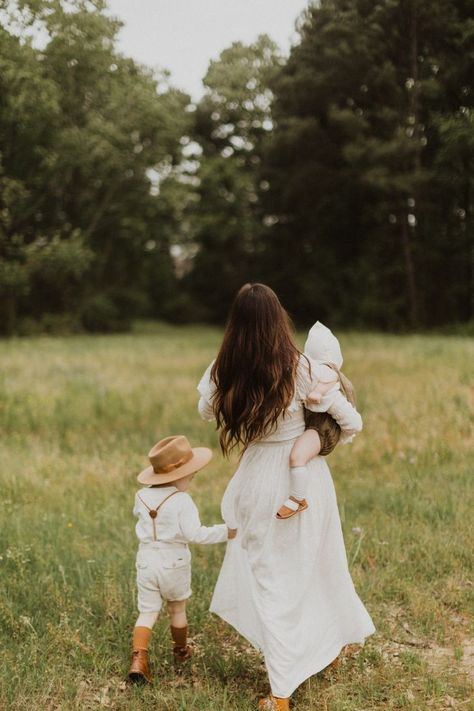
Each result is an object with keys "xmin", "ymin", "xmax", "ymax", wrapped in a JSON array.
[{"xmin": 258, "ymin": 695, "xmax": 290, "ymax": 710}]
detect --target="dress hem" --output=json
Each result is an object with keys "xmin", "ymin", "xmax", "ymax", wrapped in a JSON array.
[
  {"xmin": 210, "ymin": 608, "xmax": 264, "ymax": 653},
  {"xmin": 274, "ymin": 627, "xmax": 375, "ymax": 698},
  {"xmin": 211, "ymin": 605, "xmax": 375, "ymax": 698}
]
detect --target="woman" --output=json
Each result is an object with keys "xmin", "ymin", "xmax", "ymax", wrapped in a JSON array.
[{"xmin": 197, "ymin": 284, "xmax": 375, "ymax": 710}]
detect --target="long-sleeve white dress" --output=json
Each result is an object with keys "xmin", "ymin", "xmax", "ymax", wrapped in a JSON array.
[{"xmin": 197, "ymin": 355, "xmax": 375, "ymax": 699}]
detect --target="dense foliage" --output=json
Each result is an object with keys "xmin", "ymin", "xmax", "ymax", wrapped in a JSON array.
[
  {"xmin": 0, "ymin": 0, "xmax": 190, "ymax": 333},
  {"xmin": 263, "ymin": 0, "xmax": 474, "ymax": 329},
  {"xmin": 1, "ymin": 0, "xmax": 473, "ymax": 333}
]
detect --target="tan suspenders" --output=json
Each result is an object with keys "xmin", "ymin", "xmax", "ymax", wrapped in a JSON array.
[{"xmin": 136, "ymin": 491, "xmax": 180, "ymax": 542}]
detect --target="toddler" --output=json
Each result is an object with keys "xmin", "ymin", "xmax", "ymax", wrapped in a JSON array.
[
  {"xmin": 276, "ymin": 322, "xmax": 359, "ymax": 519},
  {"xmin": 128, "ymin": 435, "xmax": 235, "ymax": 684}
]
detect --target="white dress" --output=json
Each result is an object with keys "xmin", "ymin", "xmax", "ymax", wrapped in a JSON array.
[{"xmin": 197, "ymin": 356, "xmax": 375, "ymax": 699}]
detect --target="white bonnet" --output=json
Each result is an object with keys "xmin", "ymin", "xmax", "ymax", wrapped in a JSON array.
[{"xmin": 304, "ymin": 321, "xmax": 343, "ymax": 368}]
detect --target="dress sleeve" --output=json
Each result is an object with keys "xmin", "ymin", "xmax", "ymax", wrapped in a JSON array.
[
  {"xmin": 221, "ymin": 477, "xmax": 239, "ymax": 529},
  {"xmin": 287, "ymin": 354, "xmax": 316, "ymax": 412},
  {"xmin": 197, "ymin": 360, "xmax": 216, "ymax": 421}
]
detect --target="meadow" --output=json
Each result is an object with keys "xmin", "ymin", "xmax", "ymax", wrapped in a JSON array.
[{"xmin": 0, "ymin": 323, "xmax": 472, "ymax": 711}]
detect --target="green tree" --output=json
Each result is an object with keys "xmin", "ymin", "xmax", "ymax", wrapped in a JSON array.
[
  {"xmin": 264, "ymin": 0, "xmax": 474, "ymax": 328},
  {"xmin": 185, "ymin": 36, "xmax": 282, "ymax": 321},
  {"xmin": 0, "ymin": 0, "xmax": 191, "ymax": 333}
]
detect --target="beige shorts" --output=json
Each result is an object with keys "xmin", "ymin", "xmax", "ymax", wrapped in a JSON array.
[{"xmin": 136, "ymin": 544, "xmax": 192, "ymax": 613}]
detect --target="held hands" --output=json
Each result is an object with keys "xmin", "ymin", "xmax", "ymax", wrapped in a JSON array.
[{"xmin": 227, "ymin": 528, "xmax": 237, "ymax": 540}]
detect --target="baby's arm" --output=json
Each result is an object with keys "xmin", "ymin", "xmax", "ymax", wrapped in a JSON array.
[
  {"xmin": 305, "ymin": 362, "xmax": 362, "ymax": 443},
  {"xmin": 306, "ymin": 378, "xmax": 336, "ymax": 405},
  {"xmin": 306, "ymin": 389, "xmax": 362, "ymax": 443},
  {"xmin": 178, "ymin": 495, "xmax": 228, "ymax": 544},
  {"xmin": 326, "ymin": 392, "xmax": 362, "ymax": 442}
]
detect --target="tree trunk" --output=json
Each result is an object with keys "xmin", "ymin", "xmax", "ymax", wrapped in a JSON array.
[
  {"xmin": 463, "ymin": 158, "xmax": 474, "ymax": 320},
  {"xmin": 400, "ymin": 209, "xmax": 419, "ymax": 327},
  {"xmin": 1, "ymin": 294, "xmax": 17, "ymax": 335},
  {"xmin": 403, "ymin": 0, "xmax": 420, "ymax": 327}
]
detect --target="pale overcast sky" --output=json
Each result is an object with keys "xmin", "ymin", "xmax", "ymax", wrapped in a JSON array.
[{"xmin": 106, "ymin": 0, "xmax": 309, "ymax": 99}]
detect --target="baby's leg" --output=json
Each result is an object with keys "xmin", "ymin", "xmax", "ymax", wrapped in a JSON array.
[
  {"xmin": 288, "ymin": 429, "xmax": 321, "ymax": 500},
  {"xmin": 289, "ymin": 429, "xmax": 321, "ymax": 467},
  {"xmin": 276, "ymin": 430, "xmax": 322, "ymax": 518},
  {"xmin": 167, "ymin": 600, "xmax": 192, "ymax": 661}
]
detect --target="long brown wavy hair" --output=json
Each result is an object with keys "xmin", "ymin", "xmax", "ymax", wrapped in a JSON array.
[{"xmin": 210, "ymin": 283, "xmax": 301, "ymax": 455}]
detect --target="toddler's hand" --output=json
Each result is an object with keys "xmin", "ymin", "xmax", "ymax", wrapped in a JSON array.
[{"xmin": 227, "ymin": 528, "xmax": 237, "ymax": 539}]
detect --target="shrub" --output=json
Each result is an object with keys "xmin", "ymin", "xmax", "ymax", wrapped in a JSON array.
[
  {"xmin": 26, "ymin": 233, "xmax": 93, "ymax": 315},
  {"xmin": 80, "ymin": 294, "xmax": 130, "ymax": 333}
]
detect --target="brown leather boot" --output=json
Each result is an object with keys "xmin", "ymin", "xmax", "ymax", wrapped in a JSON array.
[
  {"xmin": 128, "ymin": 649, "xmax": 152, "ymax": 684},
  {"xmin": 171, "ymin": 624, "xmax": 193, "ymax": 664},
  {"xmin": 258, "ymin": 696, "xmax": 290, "ymax": 710},
  {"xmin": 173, "ymin": 643, "xmax": 194, "ymax": 663}
]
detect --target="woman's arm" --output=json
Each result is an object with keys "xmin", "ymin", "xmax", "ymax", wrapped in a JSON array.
[{"xmin": 198, "ymin": 396, "xmax": 215, "ymax": 421}]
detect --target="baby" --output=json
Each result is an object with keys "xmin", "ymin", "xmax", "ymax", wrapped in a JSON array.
[
  {"xmin": 276, "ymin": 322, "xmax": 359, "ymax": 519},
  {"xmin": 128, "ymin": 435, "xmax": 235, "ymax": 684}
]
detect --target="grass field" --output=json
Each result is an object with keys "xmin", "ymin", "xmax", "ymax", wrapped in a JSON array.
[{"xmin": 0, "ymin": 323, "xmax": 473, "ymax": 711}]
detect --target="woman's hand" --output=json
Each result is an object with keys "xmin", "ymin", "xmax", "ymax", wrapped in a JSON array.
[{"xmin": 227, "ymin": 528, "xmax": 237, "ymax": 539}]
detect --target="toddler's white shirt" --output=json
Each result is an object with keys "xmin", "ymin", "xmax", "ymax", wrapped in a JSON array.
[{"xmin": 133, "ymin": 486, "xmax": 227, "ymax": 545}]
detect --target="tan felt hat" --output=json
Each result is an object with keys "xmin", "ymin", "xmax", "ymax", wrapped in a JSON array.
[{"xmin": 137, "ymin": 435, "xmax": 212, "ymax": 485}]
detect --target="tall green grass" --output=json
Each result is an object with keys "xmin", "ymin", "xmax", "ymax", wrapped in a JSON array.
[{"xmin": 0, "ymin": 324, "xmax": 472, "ymax": 710}]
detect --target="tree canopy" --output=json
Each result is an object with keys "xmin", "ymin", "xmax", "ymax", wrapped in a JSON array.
[
  {"xmin": 1, "ymin": 0, "xmax": 472, "ymax": 333},
  {"xmin": 263, "ymin": 0, "xmax": 474, "ymax": 328},
  {"xmin": 0, "ymin": 0, "xmax": 190, "ymax": 333}
]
